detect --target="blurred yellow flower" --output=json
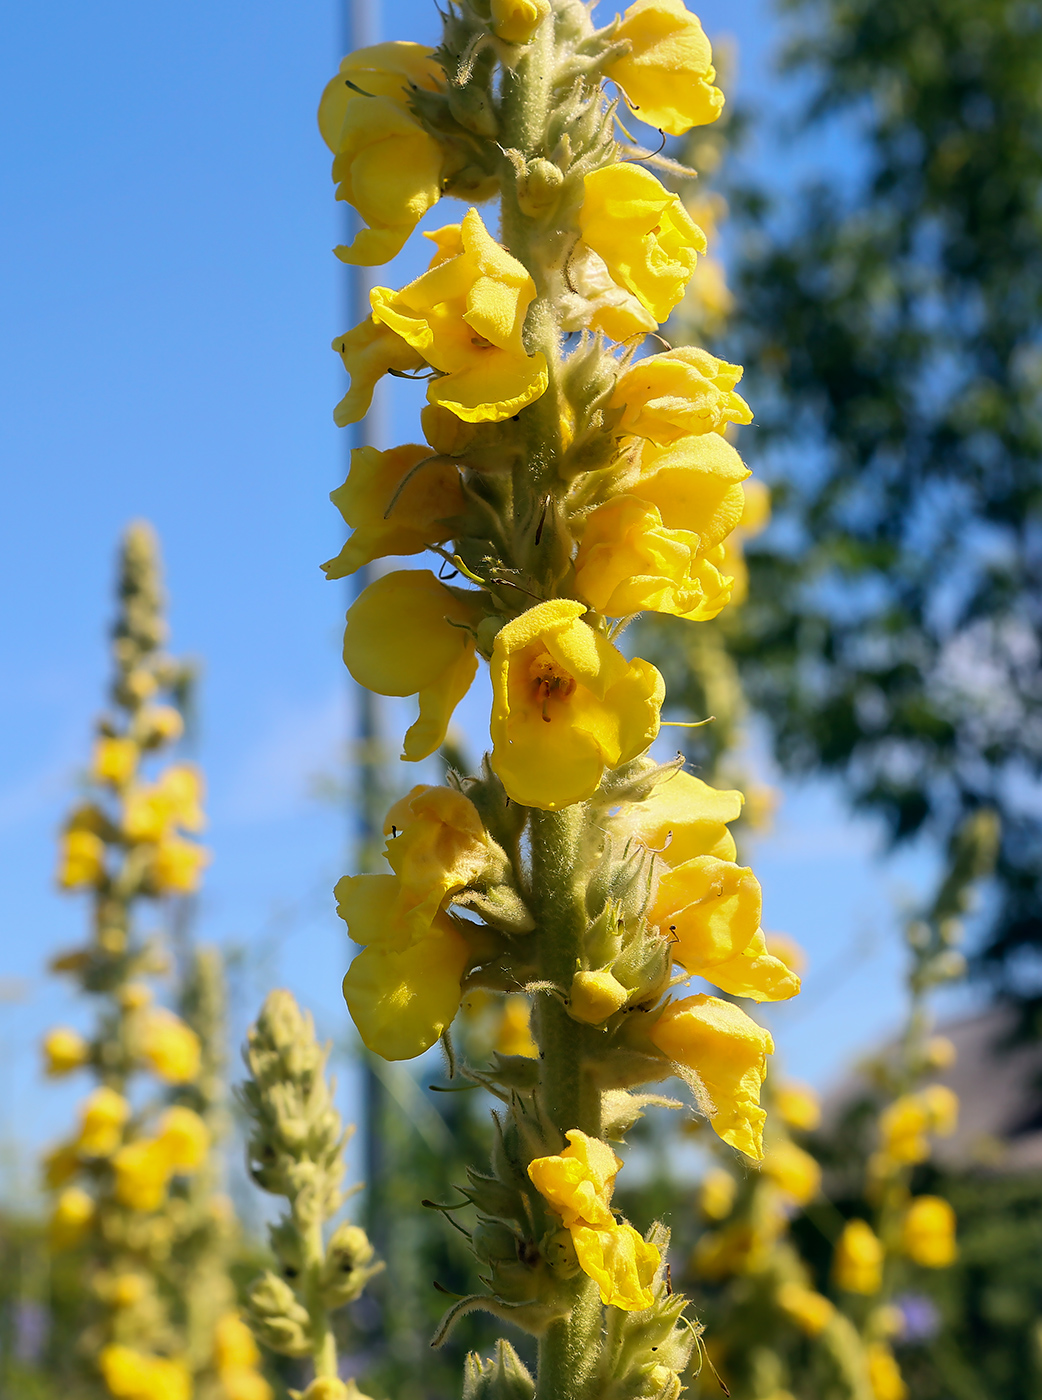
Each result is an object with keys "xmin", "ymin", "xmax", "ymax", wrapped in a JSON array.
[
  {"xmin": 75, "ymin": 1086, "xmax": 130, "ymax": 1157},
  {"xmin": 342, "ymin": 570, "xmax": 480, "ymax": 761},
  {"xmin": 777, "ymin": 1281, "xmax": 834, "ymax": 1337},
  {"xmin": 580, "ymin": 164, "xmax": 706, "ymax": 322},
  {"xmin": 921, "ymin": 1083, "xmax": 958, "ymax": 1136},
  {"xmin": 496, "ymin": 993, "xmax": 538, "ymax": 1056},
  {"xmin": 157, "ymin": 1106, "xmax": 210, "ymax": 1171},
  {"xmin": 139, "ymin": 1008, "xmax": 201, "ymax": 1083},
  {"xmin": 648, "ymin": 994, "xmax": 773, "ymax": 1158},
  {"xmin": 333, "ymin": 317, "xmax": 426, "ymax": 427},
  {"xmin": 42, "ymin": 1141, "xmax": 80, "ymax": 1189},
  {"xmin": 834, "ymin": 1219, "xmax": 883, "ymax": 1294},
  {"xmin": 140, "ymin": 704, "xmax": 185, "ymax": 746},
  {"xmin": 491, "ymin": 0, "xmax": 550, "ymax": 42},
  {"xmin": 212, "ymin": 1312, "xmax": 273, "ymax": 1400},
  {"xmin": 901, "ymin": 1195, "xmax": 957, "ymax": 1268},
  {"xmin": 91, "ymin": 736, "xmax": 137, "ymax": 786},
  {"xmin": 49, "ymin": 1186, "xmax": 95, "ymax": 1250},
  {"xmin": 866, "ymin": 1342, "xmax": 907, "ymax": 1400},
  {"xmin": 774, "ymin": 1081, "xmax": 821, "ymax": 1133},
  {"xmin": 612, "ymin": 347, "xmax": 752, "ymax": 445},
  {"xmin": 151, "ymin": 837, "xmax": 209, "ymax": 894},
  {"xmin": 489, "ymin": 599, "xmax": 664, "ymax": 809},
  {"xmin": 57, "ymin": 828, "xmax": 106, "ymax": 889},
  {"xmin": 719, "ymin": 477, "xmax": 771, "ymax": 605},
  {"xmin": 43, "ymin": 1026, "xmax": 90, "ymax": 1076},
  {"xmin": 322, "ymin": 444, "xmax": 464, "ymax": 578},
  {"xmin": 762, "ymin": 1139, "xmax": 820, "ymax": 1205},
  {"xmin": 112, "ymin": 1139, "xmax": 171, "ymax": 1212},
  {"xmin": 698, "ymin": 1166, "xmax": 736, "ymax": 1221},
  {"xmin": 98, "ymin": 1345, "xmax": 191, "ymax": 1400},
  {"xmin": 879, "ymin": 1095, "xmax": 930, "ymax": 1164},
  {"xmin": 606, "ymin": 0, "xmax": 724, "ymax": 135},
  {"xmin": 632, "ymin": 432, "xmax": 749, "ymax": 549}
]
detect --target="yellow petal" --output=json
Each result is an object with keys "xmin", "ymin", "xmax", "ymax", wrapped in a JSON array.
[
  {"xmin": 342, "ymin": 917, "xmax": 469, "ymax": 1059},
  {"xmin": 705, "ymin": 928, "xmax": 801, "ymax": 1003},
  {"xmin": 613, "ymin": 346, "xmax": 752, "ymax": 445},
  {"xmin": 635, "ymin": 432, "xmax": 750, "ymax": 545},
  {"xmin": 651, "ymin": 854, "xmax": 762, "ymax": 969},
  {"xmin": 606, "ymin": 0, "xmax": 724, "ymax": 136},
  {"xmin": 618, "ymin": 768, "xmax": 741, "ymax": 864},
  {"xmin": 332, "ymin": 318, "xmax": 425, "ymax": 427},
  {"xmin": 570, "ymin": 1221, "xmax": 659, "ymax": 1310}
]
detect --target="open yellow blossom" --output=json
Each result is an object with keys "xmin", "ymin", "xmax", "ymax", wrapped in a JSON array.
[
  {"xmin": 580, "ymin": 164, "xmax": 706, "ymax": 323},
  {"xmin": 833, "ymin": 1219, "xmax": 884, "ymax": 1294},
  {"xmin": 571, "ymin": 1221, "xmax": 660, "ymax": 1310},
  {"xmin": 648, "ymin": 994, "xmax": 773, "ymax": 1158},
  {"xmin": 649, "ymin": 854, "xmax": 762, "ymax": 972},
  {"xmin": 762, "ymin": 1139, "xmax": 820, "ymax": 1205},
  {"xmin": 333, "ymin": 318, "xmax": 426, "ymax": 427},
  {"xmin": 866, "ymin": 1343, "xmax": 907, "ymax": 1400},
  {"xmin": 382, "ymin": 784, "xmax": 492, "ymax": 918},
  {"xmin": 58, "ymin": 828, "xmax": 106, "ymax": 889},
  {"xmin": 98, "ymin": 1345, "xmax": 191, "ymax": 1400},
  {"xmin": 91, "ymin": 735, "xmax": 138, "ymax": 786},
  {"xmin": 491, "ymin": 0, "xmax": 550, "ymax": 43},
  {"xmin": 568, "ymin": 968, "xmax": 630, "ymax": 1024},
  {"xmin": 879, "ymin": 1095, "xmax": 931, "ymax": 1164},
  {"xmin": 151, "ymin": 837, "xmax": 209, "ymax": 894},
  {"xmin": 213, "ymin": 1312, "xmax": 273, "ymax": 1400},
  {"xmin": 319, "ymin": 43, "xmax": 446, "ymax": 265},
  {"xmin": 139, "ymin": 1008, "xmax": 201, "ymax": 1083},
  {"xmin": 342, "ymin": 570, "xmax": 480, "ymax": 761},
  {"xmin": 322, "ymin": 444, "xmax": 464, "ymax": 578},
  {"xmin": 775, "ymin": 1081, "xmax": 821, "ymax": 1132},
  {"xmin": 157, "ymin": 1106, "xmax": 210, "ymax": 1171},
  {"xmin": 75, "ymin": 1086, "xmax": 130, "ymax": 1157},
  {"xmin": 561, "ymin": 242, "xmax": 658, "ymax": 341},
  {"xmin": 497, "ymin": 994, "xmax": 538, "ymax": 1056},
  {"xmin": 49, "ymin": 1186, "xmax": 95, "ymax": 1250},
  {"xmin": 606, "ymin": 0, "xmax": 725, "ymax": 135},
  {"xmin": 613, "ymin": 347, "xmax": 752, "ymax": 445},
  {"xmin": 123, "ymin": 765, "xmax": 204, "ymax": 845},
  {"xmin": 777, "ymin": 1281, "xmax": 834, "ymax": 1337},
  {"xmin": 620, "ymin": 768, "xmax": 742, "ymax": 863},
  {"xmin": 698, "ymin": 1167, "xmax": 737, "ymax": 1220},
  {"xmin": 43, "ymin": 1026, "xmax": 90, "ymax": 1076},
  {"xmin": 574, "ymin": 497, "xmax": 733, "ymax": 619},
  {"xmin": 901, "ymin": 1195, "xmax": 957, "ymax": 1268},
  {"xmin": 633, "ymin": 432, "xmax": 749, "ymax": 547},
  {"xmin": 112, "ymin": 1138, "xmax": 172, "ymax": 1212},
  {"xmin": 490, "ymin": 599, "xmax": 664, "ymax": 809},
  {"xmin": 702, "ymin": 927, "xmax": 801, "ymax": 1003},
  {"xmin": 370, "ymin": 209, "xmax": 549, "ymax": 422}
]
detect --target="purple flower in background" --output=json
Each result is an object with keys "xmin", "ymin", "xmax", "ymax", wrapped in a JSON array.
[{"xmin": 895, "ymin": 1292, "xmax": 941, "ymax": 1343}]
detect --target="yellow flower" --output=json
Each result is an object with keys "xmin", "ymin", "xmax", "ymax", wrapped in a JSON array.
[
  {"xmin": 496, "ymin": 993, "xmax": 538, "ymax": 1056},
  {"xmin": 490, "ymin": 0, "xmax": 550, "ymax": 43},
  {"xmin": 632, "ymin": 432, "xmax": 749, "ymax": 548},
  {"xmin": 112, "ymin": 1139, "xmax": 171, "ymax": 1212},
  {"xmin": 561, "ymin": 242, "xmax": 658, "ymax": 342},
  {"xmin": 42, "ymin": 1141, "xmax": 80, "ymax": 1188},
  {"xmin": 620, "ymin": 768, "xmax": 742, "ymax": 863},
  {"xmin": 370, "ymin": 209, "xmax": 549, "ymax": 423},
  {"xmin": 49, "ymin": 1186, "xmax": 95, "ymax": 1250},
  {"xmin": 866, "ymin": 1343, "xmax": 907, "ymax": 1400},
  {"xmin": 777, "ymin": 1281, "xmax": 834, "ymax": 1337},
  {"xmin": 43, "ymin": 1026, "xmax": 90, "ymax": 1076},
  {"xmin": 921, "ymin": 1083, "xmax": 958, "ymax": 1136},
  {"xmin": 139, "ymin": 1008, "xmax": 201, "ymax": 1083},
  {"xmin": 91, "ymin": 735, "xmax": 138, "ymax": 786},
  {"xmin": 57, "ymin": 828, "xmax": 106, "ymax": 889},
  {"xmin": 158, "ymin": 765, "xmax": 206, "ymax": 832},
  {"xmin": 123, "ymin": 785, "xmax": 171, "ymax": 842},
  {"xmin": 568, "ymin": 968, "xmax": 630, "ymax": 1024},
  {"xmin": 75, "ymin": 1086, "xmax": 130, "ymax": 1157},
  {"xmin": 151, "ymin": 837, "xmax": 209, "ymax": 894},
  {"xmin": 157, "ymin": 1106, "xmax": 210, "ymax": 1171},
  {"xmin": 213, "ymin": 1312, "xmax": 262, "ymax": 1372},
  {"xmin": 879, "ymin": 1095, "xmax": 930, "ymax": 1164},
  {"xmin": 833, "ymin": 1219, "xmax": 884, "ymax": 1294},
  {"xmin": 318, "ymin": 43, "xmax": 446, "ymax": 265},
  {"xmin": 333, "ymin": 317, "xmax": 426, "ymax": 427},
  {"xmin": 98, "ymin": 1345, "xmax": 191, "ymax": 1400},
  {"xmin": 421, "ymin": 402, "xmax": 478, "ymax": 457},
  {"xmin": 649, "ymin": 854, "xmax": 762, "ymax": 971},
  {"xmin": 762, "ymin": 1139, "xmax": 820, "ymax": 1205},
  {"xmin": 573, "ymin": 496, "xmax": 733, "ymax": 620},
  {"xmin": 123, "ymin": 767, "xmax": 204, "ymax": 845},
  {"xmin": 901, "ymin": 1195, "xmax": 957, "ymax": 1268},
  {"xmin": 775, "ymin": 1081, "xmax": 821, "ymax": 1132},
  {"xmin": 222, "ymin": 1372, "xmax": 273, "ymax": 1400},
  {"xmin": 322, "ymin": 444, "xmax": 464, "ymax": 578},
  {"xmin": 342, "ymin": 570, "xmax": 480, "ymax": 761},
  {"xmin": 612, "ymin": 346, "xmax": 752, "ymax": 445},
  {"xmin": 606, "ymin": 0, "xmax": 725, "ymax": 135},
  {"xmin": 648, "ymin": 994, "xmax": 773, "ymax": 1158},
  {"xmin": 382, "ymin": 784, "xmax": 492, "ymax": 917},
  {"xmin": 140, "ymin": 704, "xmax": 185, "ymax": 746},
  {"xmin": 579, "ymin": 164, "xmax": 706, "ymax": 323},
  {"xmin": 702, "ymin": 928, "xmax": 801, "ymax": 1003},
  {"xmin": 570, "ymin": 1220, "xmax": 660, "ymax": 1310},
  {"xmin": 698, "ymin": 1166, "xmax": 736, "ymax": 1221},
  {"xmin": 489, "ymin": 599, "xmax": 664, "ymax": 809}
]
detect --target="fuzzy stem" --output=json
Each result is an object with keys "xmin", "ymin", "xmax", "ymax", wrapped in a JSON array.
[{"xmin": 304, "ymin": 1214, "xmax": 338, "ymax": 1379}]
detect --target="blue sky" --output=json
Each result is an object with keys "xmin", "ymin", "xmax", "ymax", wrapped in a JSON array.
[{"xmin": 0, "ymin": 0, "xmax": 977, "ymax": 1203}]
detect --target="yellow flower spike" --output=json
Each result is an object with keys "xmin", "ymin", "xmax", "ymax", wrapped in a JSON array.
[
  {"xmin": 91, "ymin": 735, "xmax": 138, "ymax": 786},
  {"xmin": 833, "ymin": 1219, "xmax": 884, "ymax": 1294},
  {"xmin": 151, "ymin": 836, "xmax": 209, "ymax": 893},
  {"xmin": 342, "ymin": 570, "xmax": 481, "ymax": 761},
  {"xmin": 633, "ymin": 432, "xmax": 750, "ymax": 546},
  {"xmin": 43, "ymin": 1026, "xmax": 90, "ymax": 1076},
  {"xmin": 866, "ymin": 1342, "xmax": 908, "ymax": 1400},
  {"xmin": 528, "ymin": 1129, "xmax": 621, "ymax": 1227},
  {"xmin": 612, "ymin": 346, "xmax": 752, "ymax": 445},
  {"xmin": 57, "ymin": 828, "xmax": 106, "ymax": 889},
  {"xmin": 648, "ymin": 994, "xmax": 773, "ymax": 1158},
  {"xmin": 75, "ymin": 1086, "xmax": 131, "ymax": 1157},
  {"xmin": 920, "ymin": 1083, "xmax": 958, "ymax": 1136},
  {"xmin": 569, "ymin": 1220, "xmax": 659, "ymax": 1311},
  {"xmin": 112, "ymin": 1139, "xmax": 172, "ymax": 1212},
  {"xmin": 649, "ymin": 853, "xmax": 762, "ymax": 972},
  {"xmin": 606, "ymin": 0, "xmax": 725, "ymax": 135},
  {"xmin": 157, "ymin": 1105, "xmax": 210, "ymax": 1172},
  {"xmin": 139, "ymin": 1008, "xmax": 201, "ymax": 1083},
  {"xmin": 98, "ymin": 1345, "xmax": 192, "ymax": 1400},
  {"xmin": 333, "ymin": 317, "xmax": 426, "ymax": 427},
  {"xmin": 370, "ymin": 208, "xmax": 549, "ymax": 423},
  {"xmin": 382, "ymin": 784, "xmax": 491, "ymax": 918},
  {"xmin": 490, "ymin": 0, "xmax": 551, "ymax": 43},
  {"xmin": 774, "ymin": 1080, "xmax": 821, "ymax": 1132},
  {"xmin": 761, "ymin": 1139, "xmax": 821, "ymax": 1205},
  {"xmin": 568, "ymin": 968, "xmax": 630, "ymax": 1024},
  {"xmin": 580, "ymin": 164, "xmax": 707, "ymax": 323},
  {"xmin": 49, "ymin": 1186, "xmax": 95, "ymax": 1250},
  {"xmin": 574, "ymin": 496, "xmax": 733, "ymax": 620},
  {"xmin": 703, "ymin": 928, "xmax": 801, "ymax": 1003},
  {"xmin": 323, "ymin": 444, "xmax": 465, "ymax": 578},
  {"xmin": 489, "ymin": 598, "xmax": 664, "ymax": 809},
  {"xmin": 776, "ymin": 1281, "xmax": 835, "ymax": 1337},
  {"xmin": 620, "ymin": 767, "xmax": 742, "ymax": 863},
  {"xmin": 342, "ymin": 909, "xmax": 470, "ymax": 1060},
  {"xmin": 496, "ymin": 993, "xmax": 538, "ymax": 1057},
  {"xmin": 698, "ymin": 1167, "xmax": 736, "ymax": 1221},
  {"xmin": 901, "ymin": 1195, "xmax": 957, "ymax": 1268}
]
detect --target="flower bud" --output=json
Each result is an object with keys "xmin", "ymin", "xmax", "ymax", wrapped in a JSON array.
[
  {"xmin": 321, "ymin": 1222, "xmax": 380, "ymax": 1307},
  {"xmin": 463, "ymin": 1340, "xmax": 535, "ymax": 1400},
  {"xmin": 246, "ymin": 1272, "xmax": 313, "ymax": 1357},
  {"xmin": 516, "ymin": 157, "xmax": 563, "ymax": 217}
]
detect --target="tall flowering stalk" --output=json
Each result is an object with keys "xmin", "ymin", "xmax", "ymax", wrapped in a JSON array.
[
  {"xmin": 320, "ymin": 4, "xmax": 798, "ymax": 1395},
  {"xmin": 43, "ymin": 523, "xmax": 267, "ymax": 1400}
]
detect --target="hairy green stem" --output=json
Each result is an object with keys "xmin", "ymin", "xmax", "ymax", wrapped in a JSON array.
[{"xmin": 304, "ymin": 1215, "xmax": 338, "ymax": 1379}]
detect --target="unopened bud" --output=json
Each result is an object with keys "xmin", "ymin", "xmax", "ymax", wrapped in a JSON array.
[
  {"xmin": 463, "ymin": 1339, "xmax": 536, "ymax": 1400},
  {"xmin": 517, "ymin": 157, "xmax": 563, "ymax": 217},
  {"xmin": 321, "ymin": 1222, "xmax": 380, "ymax": 1307},
  {"xmin": 246, "ymin": 1271, "xmax": 312, "ymax": 1357}
]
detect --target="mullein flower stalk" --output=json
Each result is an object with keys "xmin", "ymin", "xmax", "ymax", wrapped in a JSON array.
[
  {"xmin": 42, "ymin": 523, "xmax": 236, "ymax": 1399},
  {"xmin": 320, "ymin": 2, "xmax": 803, "ymax": 1397},
  {"xmin": 239, "ymin": 990, "xmax": 382, "ymax": 1400}
]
